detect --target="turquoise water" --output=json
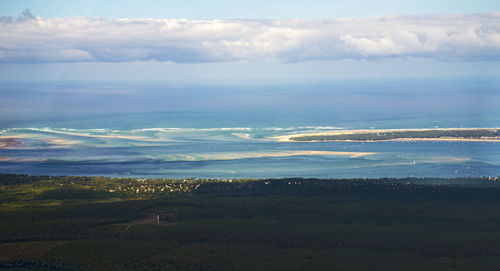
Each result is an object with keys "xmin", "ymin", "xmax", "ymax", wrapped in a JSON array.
[{"xmin": 1, "ymin": 80, "xmax": 499, "ymax": 178}]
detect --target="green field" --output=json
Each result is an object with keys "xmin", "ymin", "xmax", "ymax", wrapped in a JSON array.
[
  {"xmin": 2, "ymin": 174, "xmax": 500, "ymax": 270},
  {"xmin": 289, "ymin": 128, "xmax": 500, "ymax": 141}
]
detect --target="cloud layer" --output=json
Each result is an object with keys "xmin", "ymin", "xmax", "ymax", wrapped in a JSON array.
[{"xmin": 1, "ymin": 11, "xmax": 500, "ymax": 63}]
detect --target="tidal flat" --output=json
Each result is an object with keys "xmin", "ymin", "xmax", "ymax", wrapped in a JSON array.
[{"xmin": 2, "ymin": 174, "xmax": 500, "ymax": 270}]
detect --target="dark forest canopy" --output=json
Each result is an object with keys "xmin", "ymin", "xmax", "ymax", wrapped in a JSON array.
[
  {"xmin": 2, "ymin": 174, "xmax": 500, "ymax": 270},
  {"xmin": 290, "ymin": 128, "xmax": 500, "ymax": 142}
]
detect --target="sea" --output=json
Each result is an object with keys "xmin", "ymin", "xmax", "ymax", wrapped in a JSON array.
[{"xmin": 1, "ymin": 79, "xmax": 499, "ymax": 178}]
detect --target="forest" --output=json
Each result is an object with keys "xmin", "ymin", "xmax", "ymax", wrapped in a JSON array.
[
  {"xmin": 2, "ymin": 174, "xmax": 500, "ymax": 270},
  {"xmin": 290, "ymin": 128, "xmax": 500, "ymax": 141}
]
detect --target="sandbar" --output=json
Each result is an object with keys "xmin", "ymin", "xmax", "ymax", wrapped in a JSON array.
[
  {"xmin": 0, "ymin": 138, "xmax": 21, "ymax": 149},
  {"xmin": 197, "ymin": 150, "xmax": 376, "ymax": 160}
]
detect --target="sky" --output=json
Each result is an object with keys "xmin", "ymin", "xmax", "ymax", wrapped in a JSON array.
[
  {"xmin": 0, "ymin": 1, "xmax": 499, "ymax": 83},
  {"xmin": 1, "ymin": 0, "xmax": 500, "ymax": 19}
]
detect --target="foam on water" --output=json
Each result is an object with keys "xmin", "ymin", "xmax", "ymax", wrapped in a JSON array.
[
  {"xmin": 1, "ymin": 124, "xmax": 499, "ymax": 178},
  {"xmin": 1, "ymin": 79, "xmax": 499, "ymax": 178},
  {"xmin": 1, "ymin": 125, "xmax": 499, "ymax": 178}
]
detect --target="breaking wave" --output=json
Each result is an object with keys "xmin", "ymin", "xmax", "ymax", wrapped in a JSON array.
[{"xmin": 2, "ymin": 126, "xmax": 344, "ymax": 138}]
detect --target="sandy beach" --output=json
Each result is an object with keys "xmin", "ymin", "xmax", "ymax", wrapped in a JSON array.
[{"xmin": 273, "ymin": 128, "xmax": 500, "ymax": 142}]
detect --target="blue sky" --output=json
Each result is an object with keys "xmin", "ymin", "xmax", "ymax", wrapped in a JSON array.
[
  {"xmin": 1, "ymin": 0, "xmax": 499, "ymax": 19},
  {"xmin": 0, "ymin": 1, "xmax": 499, "ymax": 82}
]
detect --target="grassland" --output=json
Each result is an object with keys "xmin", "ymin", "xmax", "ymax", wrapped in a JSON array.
[{"xmin": 2, "ymin": 174, "xmax": 500, "ymax": 270}]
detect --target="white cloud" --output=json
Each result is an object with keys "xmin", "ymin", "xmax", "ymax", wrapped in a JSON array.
[{"xmin": 0, "ymin": 11, "xmax": 499, "ymax": 63}]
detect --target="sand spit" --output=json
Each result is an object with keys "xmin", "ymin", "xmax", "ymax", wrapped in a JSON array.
[
  {"xmin": 391, "ymin": 138, "xmax": 500, "ymax": 142},
  {"xmin": 25, "ymin": 129, "xmax": 171, "ymax": 142},
  {"xmin": 273, "ymin": 128, "xmax": 500, "ymax": 142},
  {"xmin": 198, "ymin": 150, "xmax": 376, "ymax": 160}
]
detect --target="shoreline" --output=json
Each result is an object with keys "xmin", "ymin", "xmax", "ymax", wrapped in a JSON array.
[{"xmin": 273, "ymin": 127, "xmax": 500, "ymax": 142}]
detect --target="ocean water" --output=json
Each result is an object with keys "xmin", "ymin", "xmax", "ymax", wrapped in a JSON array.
[{"xmin": 1, "ymin": 80, "xmax": 499, "ymax": 178}]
